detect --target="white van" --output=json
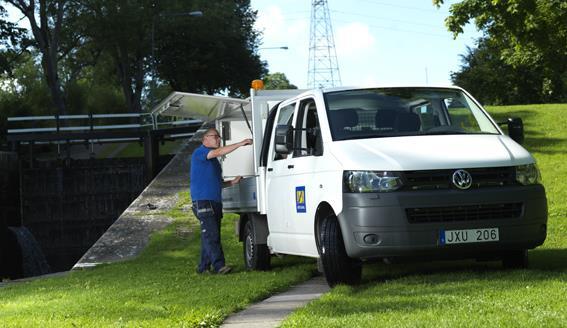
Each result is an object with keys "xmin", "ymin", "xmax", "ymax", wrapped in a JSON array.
[{"xmin": 156, "ymin": 84, "xmax": 547, "ymax": 286}]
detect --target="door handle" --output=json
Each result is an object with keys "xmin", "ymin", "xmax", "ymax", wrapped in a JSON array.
[
  {"xmin": 267, "ymin": 168, "xmax": 273, "ymax": 172},
  {"xmin": 287, "ymin": 165, "xmax": 294, "ymax": 169}
]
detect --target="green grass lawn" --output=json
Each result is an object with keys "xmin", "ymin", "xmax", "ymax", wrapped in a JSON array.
[
  {"xmin": 282, "ymin": 103, "xmax": 567, "ymax": 327},
  {"xmin": 0, "ymin": 192, "xmax": 316, "ymax": 327},
  {"xmin": 2, "ymin": 104, "xmax": 565, "ymax": 327}
]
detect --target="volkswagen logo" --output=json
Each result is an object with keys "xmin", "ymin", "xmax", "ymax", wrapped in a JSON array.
[{"xmin": 452, "ymin": 169, "xmax": 472, "ymax": 190}]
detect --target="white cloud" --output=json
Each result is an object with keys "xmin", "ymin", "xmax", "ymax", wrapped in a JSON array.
[
  {"xmin": 335, "ymin": 22, "xmax": 376, "ymax": 58},
  {"xmin": 255, "ymin": 5, "xmax": 311, "ymax": 86},
  {"xmin": 255, "ymin": 5, "xmax": 287, "ymax": 44}
]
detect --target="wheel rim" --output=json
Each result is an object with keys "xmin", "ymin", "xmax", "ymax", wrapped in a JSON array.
[{"xmin": 245, "ymin": 233, "xmax": 254, "ymax": 265}]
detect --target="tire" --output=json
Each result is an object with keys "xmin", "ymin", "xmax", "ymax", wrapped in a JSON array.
[
  {"xmin": 319, "ymin": 214, "xmax": 362, "ymax": 286},
  {"xmin": 243, "ymin": 220, "xmax": 271, "ymax": 270},
  {"xmin": 502, "ymin": 249, "xmax": 528, "ymax": 269}
]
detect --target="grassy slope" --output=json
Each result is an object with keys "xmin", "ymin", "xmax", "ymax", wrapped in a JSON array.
[
  {"xmin": 282, "ymin": 104, "xmax": 567, "ymax": 327},
  {"xmin": 0, "ymin": 192, "xmax": 315, "ymax": 327}
]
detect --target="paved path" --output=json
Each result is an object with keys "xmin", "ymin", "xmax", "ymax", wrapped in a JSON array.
[{"xmin": 221, "ymin": 276, "xmax": 330, "ymax": 328}]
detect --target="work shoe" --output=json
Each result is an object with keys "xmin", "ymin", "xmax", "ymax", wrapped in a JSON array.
[
  {"xmin": 196, "ymin": 267, "xmax": 210, "ymax": 275},
  {"xmin": 216, "ymin": 266, "xmax": 232, "ymax": 274}
]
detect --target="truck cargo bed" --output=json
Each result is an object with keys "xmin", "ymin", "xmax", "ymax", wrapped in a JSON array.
[{"xmin": 222, "ymin": 176, "xmax": 258, "ymax": 213}]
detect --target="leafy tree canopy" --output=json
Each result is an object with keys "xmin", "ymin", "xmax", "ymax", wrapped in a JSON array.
[
  {"xmin": 157, "ymin": 0, "xmax": 266, "ymax": 98},
  {"xmin": 263, "ymin": 72, "xmax": 297, "ymax": 90},
  {"xmin": 452, "ymin": 38, "xmax": 545, "ymax": 105},
  {"xmin": 1, "ymin": 0, "xmax": 267, "ymax": 116},
  {"xmin": 434, "ymin": 0, "xmax": 567, "ymax": 102}
]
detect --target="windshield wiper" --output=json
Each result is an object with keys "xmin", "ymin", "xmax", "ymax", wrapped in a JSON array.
[
  {"xmin": 419, "ymin": 130, "xmax": 499, "ymax": 136},
  {"xmin": 419, "ymin": 130, "xmax": 468, "ymax": 135}
]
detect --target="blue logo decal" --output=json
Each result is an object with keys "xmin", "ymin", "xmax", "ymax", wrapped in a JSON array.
[{"xmin": 295, "ymin": 186, "xmax": 306, "ymax": 213}]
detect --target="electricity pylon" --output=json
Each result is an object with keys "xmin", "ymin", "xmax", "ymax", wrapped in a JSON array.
[{"xmin": 307, "ymin": 0, "xmax": 341, "ymax": 88}]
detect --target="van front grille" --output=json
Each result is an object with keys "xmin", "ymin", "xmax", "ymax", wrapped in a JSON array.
[
  {"xmin": 406, "ymin": 203, "xmax": 523, "ymax": 223},
  {"xmin": 403, "ymin": 167, "xmax": 516, "ymax": 190}
]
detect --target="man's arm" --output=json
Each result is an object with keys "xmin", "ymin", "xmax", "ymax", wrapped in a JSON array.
[
  {"xmin": 207, "ymin": 139, "xmax": 252, "ymax": 159},
  {"xmin": 223, "ymin": 176, "xmax": 242, "ymax": 187}
]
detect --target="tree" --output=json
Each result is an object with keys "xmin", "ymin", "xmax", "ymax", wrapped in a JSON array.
[
  {"xmin": 263, "ymin": 72, "xmax": 297, "ymax": 90},
  {"xmin": 434, "ymin": 0, "xmax": 567, "ymax": 102},
  {"xmin": 157, "ymin": 0, "xmax": 266, "ymax": 97},
  {"xmin": 1, "ymin": 0, "xmax": 267, "ymax": 116},
  {"xmin": 451, "ymin": 38, "xmax": 545, "ymax": 105},
  {"xmin": 0, "ymin": 5, "xmax": 29, "ymax": 77},
  {"xmin": 2, "ymin": 0, "xmax": 82, "ymax": 115},
  {"xmin": 78, "ymin": 0, "xmax": 154, "ymax": 113}
]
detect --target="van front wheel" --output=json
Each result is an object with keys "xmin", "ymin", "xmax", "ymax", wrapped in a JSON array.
[
  {"xmin": 319, "ymin": 214, "xmax": 362, "ymax": 286},
  {"xmin": 243, "ymin": 219, "xmax": 271, "ymax": 270}
]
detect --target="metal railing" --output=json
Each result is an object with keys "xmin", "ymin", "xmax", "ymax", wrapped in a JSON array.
[{"xmin": 6, "ymin": 112, "xmax": 202, "ymax": 145}]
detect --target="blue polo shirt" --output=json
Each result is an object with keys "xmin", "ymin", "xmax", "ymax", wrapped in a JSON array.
[{"xmin": 190, "ymin": 145, "xmax": 223, "ymax": 202}]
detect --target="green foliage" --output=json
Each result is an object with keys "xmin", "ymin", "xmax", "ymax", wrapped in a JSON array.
[
  {"xmin": 0, "ymin": 0, "xmax": 266, "ymax": 116},
  {"xmin": 435, "ymin": 0, "xmax": 567, "ymax": 104},
  {"xmin": 0, "ymin": 52, "xmax": 127, "ymax": 140},
  {"xmin": 157, "ymin": 0, "xmax": 267, "ymax": 97},
  {"xmin": 264, "ymin": 72, "xmax": 298, "ymax": 90},
  {"xmin": 282, "ymin": 103, "xmax": 567, "ymax": 327},
  {"xmin": 452, "ymin": 38, "xmax": 546, "ymax": 105},
  {"xmin": 0, "ymin": 192, "xmax": 315, "ymax": 327},
  {"xmin": 0, "ymin": 5, "xmax": 29, "ymax": 77}
]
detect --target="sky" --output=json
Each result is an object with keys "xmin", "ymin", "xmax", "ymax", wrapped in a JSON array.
[
  {"xmin": 251, "ymin": 0, "xmax": 483, "ymax": 88},
  {"xmin": 5, "ymin": 0, "xmax": 482, "ymax": 89}
]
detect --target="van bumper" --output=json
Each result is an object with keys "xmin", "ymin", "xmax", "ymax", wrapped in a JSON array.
[{"xmin": 337, "ymin": 185, "xmax": 548, "ymax": 260}]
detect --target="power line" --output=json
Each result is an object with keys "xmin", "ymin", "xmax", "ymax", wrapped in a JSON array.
[
  {"xmin": 356, "ymin": 0, "xmax": 445, "ymax": 15},
  {"xmin": 332, "ymin": 18, "xmax": 451, "ymax": 39},
  {"xmin": 264, "ymin": 9, "xmax": 452, "ymax": 37},
  {"xmin": 330, "ymin": 9, "xmax": 445, "ymax": 30}
]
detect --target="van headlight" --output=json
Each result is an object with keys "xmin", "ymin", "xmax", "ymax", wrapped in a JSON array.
[
  {"xmin": 343, "ymin": 171, "xmax": 404, "ymax": 193},
  {"xmin": 515, "ymin": 164, "xmax": 541, "ymax": 185}
]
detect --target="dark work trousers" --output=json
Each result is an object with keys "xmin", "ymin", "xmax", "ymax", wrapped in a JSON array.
[{"xmin": 192, "ymin": 200, "xmax": 225, "ymax": 272}]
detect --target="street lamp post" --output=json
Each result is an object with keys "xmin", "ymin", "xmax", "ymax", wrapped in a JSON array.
[
  {"xmin": 150, "ymin": 10, "xmax": 203, "ymax": 109},
  {"xmin": 259, "ymin": 46, "xmax": 289, "ymax": 50}
]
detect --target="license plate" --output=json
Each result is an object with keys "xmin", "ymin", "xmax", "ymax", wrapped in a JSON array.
[{"xmin": 440, "ymin": 228, "xmax": 499, "ymax": 245}]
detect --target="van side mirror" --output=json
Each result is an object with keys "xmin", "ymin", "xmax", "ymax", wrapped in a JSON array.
[
  {"xmin": 274, "ymin": 124, "xmax": 293, "ymax": 154},
  {"xmin": 498, "ymin": 117, "xmax": 524, "ymax": 144}
]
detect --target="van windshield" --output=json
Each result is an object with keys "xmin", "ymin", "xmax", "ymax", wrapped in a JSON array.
[{"xmin": 324, "ymin": 88, "xmax": 500, "ymax": 141}]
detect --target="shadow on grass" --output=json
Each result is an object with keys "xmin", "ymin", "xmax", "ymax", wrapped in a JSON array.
[
  {"xmin": 360, "ymin": 247, "xmax": 567, "ymax": 284},
  {"xmin": 488, "ymin": 109, "xmax": 566, "ymax": 155},
  {"xmin": 518, "ymin": 130, "xmax": 566, "ymax": 155},
  {"xmin": 292, "ymin": 248, "xmax": 567, "ymax": 322}
]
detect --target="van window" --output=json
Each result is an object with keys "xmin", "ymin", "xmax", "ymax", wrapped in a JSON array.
[
  {"xmin": 276, "ymin": 103, "xmax": 295, "ymax": 125},
  {"xmin": 294, "ymin": 99, "xmax": 323, "ymax": 157},
  {"xmin": 273, "ymin": 103, "xmax": 295, "ymax": 161},
  {"xmin": 324, "ymin": 88, "xmax": 499, "ymax": 141}
]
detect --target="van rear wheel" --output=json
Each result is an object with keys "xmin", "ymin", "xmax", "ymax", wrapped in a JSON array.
[
  {"xmin": 243, "ymin": 219, "xmax": 271, "ymax": 270},
  {"xmin": 319, "ymin": 214, "xmax": 362, "ymax": 286}
]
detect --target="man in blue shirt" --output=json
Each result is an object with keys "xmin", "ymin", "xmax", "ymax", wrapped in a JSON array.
[{"xmin": 190, "ymin": 128, "xmax": 252, "ymax": 274}]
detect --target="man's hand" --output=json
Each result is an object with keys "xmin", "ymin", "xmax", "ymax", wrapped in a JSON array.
[
  {"xmin": 240, "ymin": 139, "xmax": 253, "ymax": 146},
  {"xmin": 231, "ymin": 176, "xmax": 242, "ymax": 185}
]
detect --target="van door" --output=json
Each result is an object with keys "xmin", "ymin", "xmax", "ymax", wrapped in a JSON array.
[
  {"xmin": 265, "ymin": 102, "xmax": 296, "ymax": 252},
  {"xmin": 283, "ymin": 97, "xmax": 324, "ymax": 256}
]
